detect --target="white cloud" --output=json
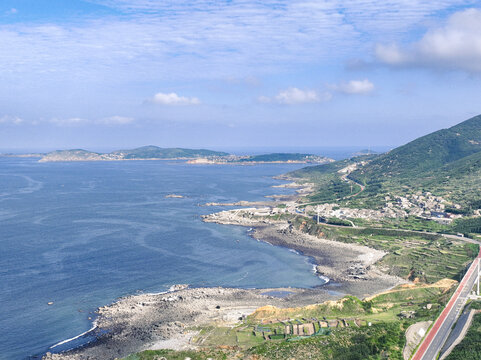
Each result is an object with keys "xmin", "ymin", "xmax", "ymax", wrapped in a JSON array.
[
  {"xmin": 6, "ymin": 8, "xmax": 18, "ymax": 15},
  {"xmin": 49, "ymin": 117, "xmax": 88, "ymax": 125},
  {"xmin": 331, "ymin": 79, "xmax": 375, "ymax": 95},
  {"xmin": 257, "ymin": 95, "xmax": 272, "ymax": 104},
  {"xmin": 100, "ymin": 115, "xmax": 134, "ymax": 124},
  {"xmin": 376, "ymin": 8, "xmax": 481, "ymax": 72},
  {"xmin": 260, "ymin": 88, "xmax": 331, "ymax": 105},
  {"xmin": 275, "ymin": 88, "xmax": 326, "ymax": 105},
  {"xmin": 49, "ymin": 116, "xmax": 134, "ymax": 125},
  {"xmin": 0, "ymin": 115, "xmax": 23, "ymax": 124},
  {"xmin": 375, "ymin": 44, "xmax": 407, "ymax": 65},
  {"xmin": 224, "ymin": 76, "xmax": 261, "ymax": 87},
  {"xmin": 148, "ymin": 92, "xmax": 201, "ymax": 106},
  {"xmin": 1, "ymin": 1, "xmax": 471, "ymax": 82}
]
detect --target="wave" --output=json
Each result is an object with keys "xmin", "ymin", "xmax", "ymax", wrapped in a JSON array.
[
  {"xmin": 311, "ymin": 264, "xmax": 330, "ymax": 284},
  {"xmin": 318, "ymin": 275, "xmax": 330, "ymax": 284},
  {"xmin": 49, "ymin": 320, "xmax": 98, "ymax": 349}
]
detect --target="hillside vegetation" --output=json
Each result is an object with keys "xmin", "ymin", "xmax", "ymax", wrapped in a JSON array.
[
  {"xmin": 351, "ymin": 115, "xmax": 481, "ymax": 182},
  {"xmin": 291, "ymin": 115, "xmax": 481, "ymax": 208}
]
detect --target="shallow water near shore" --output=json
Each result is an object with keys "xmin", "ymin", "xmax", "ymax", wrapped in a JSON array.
[{"xmin": 0, "ymin": 158, "xmax": 326, "ymax": 360}]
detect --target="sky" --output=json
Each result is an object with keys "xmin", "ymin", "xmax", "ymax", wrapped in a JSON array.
[{"xmin": 1, "ymin": 0, "xmax": 481, "ymax": 152}]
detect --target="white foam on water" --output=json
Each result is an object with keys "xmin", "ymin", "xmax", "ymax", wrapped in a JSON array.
[
  {"xmin": 49, "ymin": 320, "xmax": 98, "ymax": 349},
  {"xmin": 311, "ymin": 264, "xmax": 330, "ymax": 284}
]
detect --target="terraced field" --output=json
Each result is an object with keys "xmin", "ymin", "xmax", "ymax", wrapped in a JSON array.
[{"xmin": 290, "ymin": 216, "xmax": 479, "ymax": 283}]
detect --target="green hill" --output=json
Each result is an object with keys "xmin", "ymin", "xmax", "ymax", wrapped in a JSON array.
[
  {"xmin": 349, "ymin": 115, "xmax": 481, "ymax": 205},
  {"xmin": 290, "ymin": 115, "xmax": 481, "ymax": 207},
  {"xmin": 350, "ymin": 115, "xmax": 481, "ymax": 183},
  {"xmin": 113, "ymin": 146, "xmax": 228, "ymax": 159},
  {"xmin": 422, "ymin": 149, "xmax": 481, "ymax": 207}
]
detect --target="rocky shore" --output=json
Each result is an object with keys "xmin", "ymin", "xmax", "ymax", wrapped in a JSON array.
[
  {"xmin": 43, "ymin": 172, "xmax": 410, "ymax": 360},
  {"xmin": 44, "ymin": 207, "xmax": 404, "ymax": 360},
  {"xmin": 43, "ymin": 286, "xmax": 340, "ymax": 360},
  {"xmin": 203, "ymin": 210, "xmax": 405, "ymax": 296}
]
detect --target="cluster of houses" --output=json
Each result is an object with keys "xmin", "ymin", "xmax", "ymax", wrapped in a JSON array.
[
  {"xmin": 299, "ymin": 191, "xmax": 463, "ymax": 224},
  {"xmin": 305, "ymin": 203, "xmax": 395, "ymax": 221},
  {"xmin": 392, "ymin": 192, "xmax": 463, "ymax": 224},
  {"xmin": 204, "ymin": 189, "xmax": 470, "ymax": 228}
]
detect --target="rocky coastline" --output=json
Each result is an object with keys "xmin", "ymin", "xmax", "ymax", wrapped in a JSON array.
[
  {"xmin": 203, "ymin": 211, "xmax": 405, "ymax": 295},
  {"xmin": 44, "ymin": 286, "xmax": 337, "ymax": 360},
  {"xmin": 44, "ymin": 181, "xmax": 405, "ymax": 360}
]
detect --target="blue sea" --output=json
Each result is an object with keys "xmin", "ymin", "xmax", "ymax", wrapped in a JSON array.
[{"xmin": 0, "ymin": 158, "xmax": 326, "ymax": 359}]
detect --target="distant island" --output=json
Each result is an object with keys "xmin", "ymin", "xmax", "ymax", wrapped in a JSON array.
[
  {"xmin": 351, "ymin": 148, "xmax": 379, "ymax": 157},
  {"xmin": 37, "ymin": 146, "xmax": 229, "ymax": 162},
  {"xmin": 5, "ymin": 145, "xmax": 335, "ymax": 164},
  {"xmin": 188, "ymin": 152, "xmax": 334, "ymax": 164}
]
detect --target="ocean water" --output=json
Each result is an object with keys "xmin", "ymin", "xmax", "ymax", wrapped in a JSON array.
[{"xmin": 0, "ymin": 158, "xmax": 325, "ymax": 360}]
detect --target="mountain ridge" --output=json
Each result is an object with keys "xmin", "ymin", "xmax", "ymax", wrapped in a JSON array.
[
  {"xmin": 290, "ymin": 114, "xmax": 481, "ymax": 207},
  {"xmin": 350, "ymin": 114, "xmax": 481, "ymax": 183}
]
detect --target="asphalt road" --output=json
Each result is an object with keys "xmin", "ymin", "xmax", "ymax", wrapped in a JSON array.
[{"xmin": 412, "ymin": 249, "xmax": 481, "ymax": 360}]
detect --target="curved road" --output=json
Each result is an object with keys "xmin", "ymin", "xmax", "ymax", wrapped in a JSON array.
[
  {"xmin": 341, "ymin": 173, "xmax": 365, "ymax": 199},
  {"xmin": 298, "ymin": 174, "xmax": 365, "ymax": 207}
]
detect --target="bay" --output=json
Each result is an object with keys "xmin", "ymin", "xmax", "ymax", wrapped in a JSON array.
[{"xmin": 0, "ymin": 158, "xmax": 324, "ymax": 359}]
